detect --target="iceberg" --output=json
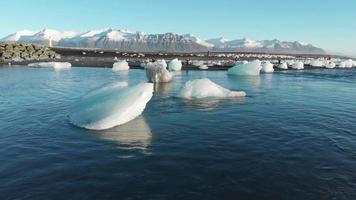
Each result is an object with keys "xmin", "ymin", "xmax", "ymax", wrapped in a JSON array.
[
  {"xmin": 261, "ymin": 61, "xmax": 274, "ymax": 73},
  {"xmin": 277, "ymin": 63, "xmax": 288, "ymax": 70},
  {"xmin": 198, "ymin": 65, "xmax": 209, "ymax": 70},
  {"xmin": 325, "ymin": 62, "xmax": 336, "ymax": 69},
  {"xmin": 344, "ymin": 59, "xmax": 354, "ymax": 68},
  {"xmin": 192, "ymin": 60, "xmax": 204, "ymax": 67},
  {"xmin": 291, "ymin": 62, "xmax": 304, "ymax": 70},
  {"xmin": 145, "ymin": 60, "xmax": 173, "ymax": 83},
  {"xmin": 112, "ymin": 60, "xmax": 129, "ymax": 71},
  {"xmin": 227, "ymin": 60, "xmax": 261, "ymax": 76},
  {"xmin": 177, "ymin": 78, "xmax": 246, "ymax": 99},
  {"xmin": 310, "ymin": 60, "xmax": 324, "ymax": 67},
  {"xmin": 69, "ymin": 82, "xmax": 154, "ymax": 130},
  {"xmin": 28, "ymin": 62, "xmax": 71, "ymax": 70},
  {"xmin": 168, "ymin": 58, "xmax": 182, "ymax": 71},
  {"xmin": 338, "ymin": 61, "xmax": 346, "ymax": 68}
]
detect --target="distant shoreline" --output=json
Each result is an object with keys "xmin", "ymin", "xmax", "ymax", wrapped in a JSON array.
[{"xmin": 0, "ymin": 46, "xmax": 353, "ymax": 70}]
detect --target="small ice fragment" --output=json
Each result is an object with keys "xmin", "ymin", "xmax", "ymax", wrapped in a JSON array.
[
  {"xmin": 28, "ymin": 62, "xmax": 72, "ymax": 70},
  {"xmin": 145, "ymin": 60, "xmax": 173, "ymax": 83},
  {"xmin": 261, "ymin": 61, "xmax": 274, "ymax": 73},
  {"xmin": 112, "ymin": 60, "xmax": 129, "ymax": 71},
  {"xmin": 291, "ymin": 62, "xmax": 304, "ymax": 70},
  {"xmin": 177, "ymin": 78, "xmax": 246, "ymax": 99},
  {"xmin": 277, "ymin": 63, "xmax": 288, "ymax": 70},
  {"xmin": 227, "ymin": 60, "xmax": 261, "ymax": 76},
  {"xmin": 168, "ymin": 58, "xmax": 182, "ymax": 71}
]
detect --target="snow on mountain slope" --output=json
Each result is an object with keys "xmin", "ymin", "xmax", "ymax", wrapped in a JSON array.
[
  {"xmin": 1, "ymin": 29, "xmax": 36, "ymax": 42},
  {"xmin": 0, "ymin": 28, "xmax": 325, "ymax": 54}
]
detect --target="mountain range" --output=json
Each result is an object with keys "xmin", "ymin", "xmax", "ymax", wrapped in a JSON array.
[{"xmin": 0, "ymin": 29, "xmax": 326, "ymax": 54}]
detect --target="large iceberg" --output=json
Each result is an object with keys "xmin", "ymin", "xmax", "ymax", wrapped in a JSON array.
[
  {"xmin": 291, "ymin": 62, "xmax": 304, "ymax": 70},
  {"xmin": 227, "ymin": 60, "xmax": 261, "ymax": 76},
  {"xmin": 168, "ymin": 58, "xmax": 182, "ymax": 71},
  {"xmin": 261, "ymin": 61, "xmax": 274, "ymax": 73},
  {"xmin": 145, "ymin": 60, "xmax": 173, "ymax": 83},
  {"xmin": 112, "ymin": 60, "xmax": 129, "ymax": 71},
  {"xmin": 28, "ymin": 62, "xmax": 71, "ymax": 70},
  {"xmin": 177, "ymin": 78, "xmax": 246, "ymax": 99},
  {"xmin": 69, "ymin": 82, "xmax": 154, "ymax": 130},
  {"xmin": 277, "ymin": 63, "xmax": 288, "ymax": 70}
]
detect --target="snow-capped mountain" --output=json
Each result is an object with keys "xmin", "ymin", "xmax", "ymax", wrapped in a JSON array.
[{"xmin": 1, "ymin": 29, "xmax": 325, "ymax": 54}]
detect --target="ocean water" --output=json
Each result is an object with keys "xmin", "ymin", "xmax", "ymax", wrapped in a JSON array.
[{"xmin": 1, "ymin": 66, "xmax": 356, "ymax": 200}]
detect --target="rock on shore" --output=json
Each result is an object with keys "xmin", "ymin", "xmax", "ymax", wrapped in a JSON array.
[{"xmin": 0, "ymin": 43, "xmax": 59, "ymax": 62}]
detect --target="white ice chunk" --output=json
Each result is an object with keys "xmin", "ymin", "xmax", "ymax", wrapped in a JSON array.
[
  {"xmin": 277, "ymin": 63, "xmax": 288, "ymax": 70},
  {"xmin": 168, "ymin": 58, "xmax": 182, "ymax": 71},
  {"xmin": 310, "ymin": 60, "xmax": 324, "ymax": 67},
  {"xmin": 112, "ymin": 60, "xmax": 129, "ymax": 71},
  {"xmin": 291, "ymin": 62, "xmax": 304, "ymax": 70},
  {"xmin": 145, "ymin": 60, "xmax": 173, "ymax": 83},
  {"xmin": 261, "ymin": 61, "xmax": 274, "ymax": 73},
  {"xmin": 198, "ymin": 65, "xmax": 209, "ymax": 70},
  {"xmin": 69, "ymin": 82, "xmax": 154, "ymax": 130},
  {"xmin": 28, "ymin": 62, "xmax": 71, "ymax": 70},
  {"xmin": 325, "ymin": 62, "xmax": 336, "ymax": 69},
  {"xmin": 227, "ymin": 60, "xmax": 261, "ymax": 76},
  {"xmin": 192, "ymin": 60, "xmax": 204, "ymax": 67},
  {"xmin": 177, "ymin": 78, "xmax": 246, "ymax": 99},
  {"xmin": 338, "ymin": 61, "xmax": 346, "ymax": 68},
  {"xmin": 344, "ymin": 59, "xmax": 354, "ymax": 68}
]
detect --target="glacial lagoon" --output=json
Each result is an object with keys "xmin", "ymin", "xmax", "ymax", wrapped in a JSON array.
[{"xmin": 1, "ymin": 66, "xmax": 356, "ymax": 199}]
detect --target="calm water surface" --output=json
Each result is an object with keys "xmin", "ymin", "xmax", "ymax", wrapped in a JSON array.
[{"xmin": 0, "ymin": 66, "xmax": 356, "ymax": 200}]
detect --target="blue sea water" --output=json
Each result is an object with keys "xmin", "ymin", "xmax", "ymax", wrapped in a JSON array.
[{"xmin": 0, "ymin": 66, "xmax": 356, "ymax": 200}]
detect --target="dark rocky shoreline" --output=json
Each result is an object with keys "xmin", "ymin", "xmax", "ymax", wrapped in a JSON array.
[{"xmin": 0, "ymin": 44, "xmax": 352, "ymax": 70}]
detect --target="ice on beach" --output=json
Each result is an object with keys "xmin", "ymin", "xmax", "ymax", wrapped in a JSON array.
[
  {"xmin": 112, "ymin": 60, "xmax": 129, "ymax": 71},
  {"xmin": 145, "ymin": 60, "xmax": 173, "ymax": 83},
  {"xmin": 69, "ymin": 82, "xmax": 154, "ymax": 130},
  {"xmin": 261, "ymin": 61, "xmax": 274, "ymax": 73},
  {"xmin": 310, "ymin": 60, "xmax": 324, "ymax": 67},
  {"xmin": 291, "ymin": 62, "xmax": 304, "ymax": 70},
  {"xmin": 277, "ymin": 63, "xmax": 288, "ymax": 70},
  {"xmin": 168, "ymin": 58, "xmax": 182, "ymax": 71},
  {"xmin": 227, "ymin": 60, "xmax": 262, "ymax": 76},
  {"xmin": 28, "ymin": 62, "xmax": 72, "ymax": 70},
  {"xmin": 177, "ymin": 78, "xmax": 246, "ymax": 99}
]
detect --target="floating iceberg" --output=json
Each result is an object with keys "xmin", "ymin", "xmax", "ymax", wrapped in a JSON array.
[
  {"xmin": 145, "ymin": 60, "xmax": 173, "ymax": 83},
  {"xmin": 261, "ymin": 61, "xmax": 274, "ymax": 73},
  {"xmin": 112, "ymin": 60, "xmax": 129, "ymax": 71},
  {"xmin": 192, "ymin": 60, "xmax": 204, "ymax": 67},
  {"xmin": 69, "ymin": 82, "xmax": 154, "ymax": 130},
  {"xmin": 291, "ymin": 62, "xmax": 304, "ymax": 70},
  {"xmin": 198, "ymin": 65, "xmax": 209, "ymax": 70},
  {"xmin": 310, "ymin": 60, "xmax": 324, "ymax": 67},
  {"xmin": 28, "ymin": 62, "xmax": 72, "ymax": 70},
  {"xmin": 338, "ymin": 61, "xmax": 346, "ymax": 68},
  {"xmin": 325, "ymin": 62, "xmax": 336, "ymax": 69},
  {"xmin": 277, "ymin": 63, "xmax": 288, "ymax": 70},
  {"xmin": 344, "ymin": 59, "xmax": 354, "ymax": 68},
  {"xmin": 227, "ymin": 60, "xmax": 261, "ymax": 76},
  {"xmin": 177, "ymin": 78, "xmax": 246, "ymax": 99},
  {"xmin": 168, "ymin": 58, "xmax": 182, "ymax": 71}
]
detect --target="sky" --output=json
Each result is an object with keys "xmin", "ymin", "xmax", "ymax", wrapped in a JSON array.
[{"xmin": 0, "ymin": 0, "xmax": 355, "ymax": 56}]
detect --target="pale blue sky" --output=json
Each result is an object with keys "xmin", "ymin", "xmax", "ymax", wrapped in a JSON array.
[{"xmin": 1, "ymin": 0, "xmax": 355, "ymax": 56}]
